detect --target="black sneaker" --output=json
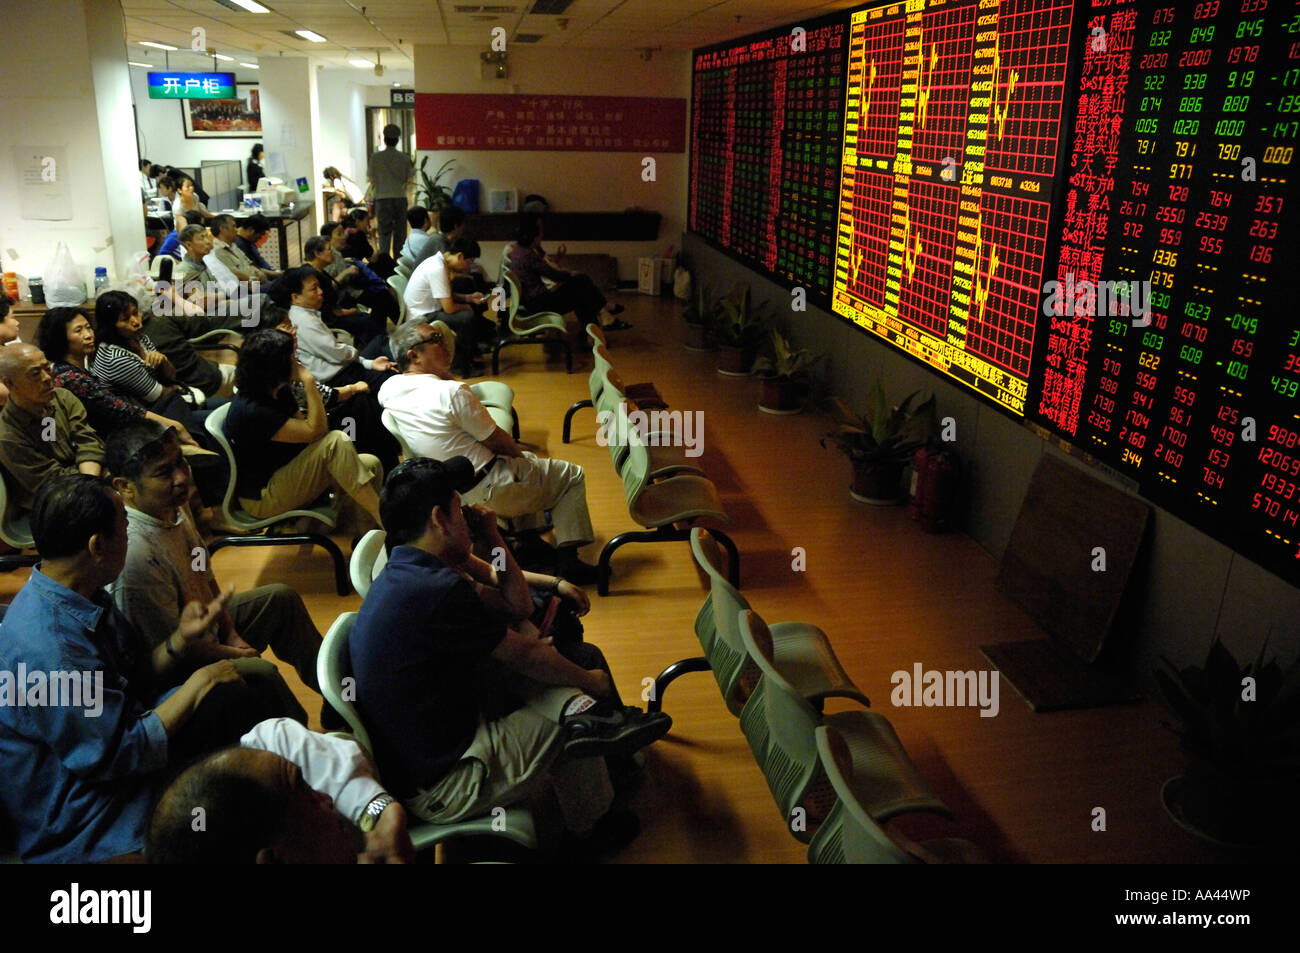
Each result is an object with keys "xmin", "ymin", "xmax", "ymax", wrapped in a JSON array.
[
  {"xmin": 563, "ymin": 706, "xmax": 672, "ymax": 759},
  {"xmin": 558, "ymin": 557, "xmax": 601, "ymax": 587}
]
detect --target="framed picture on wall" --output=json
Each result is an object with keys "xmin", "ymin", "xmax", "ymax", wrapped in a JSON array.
[{"xmin": 181, "ymin": 83, "xmax": 261, "ymax": 139}]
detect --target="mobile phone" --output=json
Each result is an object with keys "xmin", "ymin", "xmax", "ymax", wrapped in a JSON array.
[{"xmin": 537, "ymin": 595, "xmax": 562, "ymax": 641}]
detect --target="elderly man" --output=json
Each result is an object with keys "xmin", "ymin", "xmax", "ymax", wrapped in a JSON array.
[
  {"xmin": 106, "ymin": 422, "xmax": 326, "ymax": 712},
  {"xmin": 379, "ymin": 319, "xmax": 599, "ymax": 583},
  {"xmin": 284, "ymin": 266, "xmax": 394, "ymax": 391},
  {"xmin": 0, "ymin": 343, "xmax": 103, "ymax": 512},
  {"xmin": 0, "ymin": 474, "xmax": 287, "ymax": 862},
  {"xmin": 147, "ymin": 717, "xmax": 412, "ymax": 863},
  {"xmin": 349, "ymin": 458, "xmax": 669, "ymax": 855},
  {"xmin": 210, "ymin": 213, "xmax": 269, "ymax": 283}
]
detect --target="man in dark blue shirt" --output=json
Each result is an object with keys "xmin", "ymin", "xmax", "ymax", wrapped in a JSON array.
[
  {"xmin": 0, "ymin": 474, "xmax": 288, "ymax": 862},
  {"xmin": 348, "ymin": 457, "xmax": 670, "ymax": 845}
]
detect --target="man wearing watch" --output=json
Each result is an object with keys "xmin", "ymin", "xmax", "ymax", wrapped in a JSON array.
[{"xmin": 147, "ymin": 717, "xmax": 414, "ymax": 863}]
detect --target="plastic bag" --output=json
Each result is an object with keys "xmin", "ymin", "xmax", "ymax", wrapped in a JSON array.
[
  {"xmin": 120, "ymin": 252, "xmax": 152, "ymax": 300},
  {"xmin": 673, "ymin": 267, "xmax": 692, "ymax": 302},
  {"xmin": 452, "ymin": 179, "xmax": 480, "ymax": 214},
  {"xmin": 46, "ymin": 242, "xmax": 85, "ymax": 307}
]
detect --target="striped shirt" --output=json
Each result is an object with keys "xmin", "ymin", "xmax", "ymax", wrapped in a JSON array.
[{"xmin": 90, "ymin": 337, "xmax": 165, "ymax": 405}]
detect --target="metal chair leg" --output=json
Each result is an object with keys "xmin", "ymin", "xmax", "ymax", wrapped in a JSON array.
[
  {"xmin": 206, "ymin": 533, "xmax": 351, "ymax": 596},
  {"xmin": 649, "ymin": 656, "xmax": 710, "ymax": 713},
  {"xmin": 712, "ymin": 529, "xmax": 741, "ymax": 588},
  {"xmin": 596, "ymin": 525, "xmax": 692, "ymax": 596},
  {"xmin": 563, "ymin": 399, "xmax": 593, "ymax": 443}
]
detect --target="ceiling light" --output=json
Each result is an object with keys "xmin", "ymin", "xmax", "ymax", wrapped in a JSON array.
[
  {"xmin": 139, "ymin": 41, "xmax": 178, "ymax": 50},
  {"xmin": 128, "ymin": 61, "xmax": 152, "ymax": 68},
  {"xmin": 392, "ymin": 81, "xmax": 401, "ymax": 87},
  {"xmin": 211, "ymin": 53, "xmax": 235, "ymax": 61},
  {"xmin": 215, "ymin": 0, "xmax": 272, "ymax": 12},
  {"xmin": 240, "ymin": 62, "xmax": 260, "ymax": 69},
  {"xmin": 294, "ymin": 29, "xmax": 327, "ymax": 42},
  {"xmin": 349, "ymin": 57, "xmax": 375, "ymax": 68}
]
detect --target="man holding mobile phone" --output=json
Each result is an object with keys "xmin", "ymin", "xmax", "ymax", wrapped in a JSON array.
[{"xmin": 349, "ymin": 457, "xmax": 670, "ymax": 856}]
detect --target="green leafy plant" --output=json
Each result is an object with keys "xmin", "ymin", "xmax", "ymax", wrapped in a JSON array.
[
  {"xmin": 1154, "ymin": 638, "xmax": 1300, "ymax": 844},
  {"xmin": 681, "ymin": 279, "xmax": 714, "ymax": 326},
  {"xmin": 752, "ymin": 326, "xmax": 823, "ymax": 382},
  {"xmin": 820, "ymin": 384, "xmax": 936, "ymax": 464},
  {"xmin": 714, "ymin": 284, "xmax": 768, "ymax": 349},
  {"xmin": 416, "ymin": 156, "xmax": 456, "ymax": 212}
]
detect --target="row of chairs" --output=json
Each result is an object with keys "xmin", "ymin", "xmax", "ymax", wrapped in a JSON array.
[
  {"xmin": 564, "ymin": 327, "xmax": 738, "ymax": 596},
  {"xmin": 660, "ymin": 529, "xmax": 981, "ymax": 863}
]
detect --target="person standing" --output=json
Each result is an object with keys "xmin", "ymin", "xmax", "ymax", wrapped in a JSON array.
[
  {"xmin": 367, "ymin": 124, "xmax": 414, "ymax": 260},
  {"xmin": 247, "ymin": 143, "xmax": 267, "ymax": 192}
]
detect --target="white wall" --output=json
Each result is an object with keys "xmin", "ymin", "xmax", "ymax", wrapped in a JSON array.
[
  {"xmin": 130, "ymin": 65, "xmax": 263, "ymax": 173},
  {"xmin": 257, "ymin": 56, "xmax": 323, "ymax": 224},
  {"xmin": 315, "ymin": 70, "xmax": 369, "ymax": 188},
  {"xmin": 413, "ymin": 46, "xmax": 690, "ymax": 279},
  {"xmin": 0, "ymin": 0, "xmax": 142, "ymax": 287}
]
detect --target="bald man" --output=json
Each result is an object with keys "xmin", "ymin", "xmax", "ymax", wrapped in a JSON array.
[{"xmin": 0, "ymin": 343, "xmax": 104, "ymax": 512}]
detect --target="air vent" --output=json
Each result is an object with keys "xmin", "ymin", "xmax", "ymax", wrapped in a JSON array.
[
  {"xmin": 514, "ymin": 33, "xmax": 543, "ymax": 43},
  {"xmin": 530, "ymin": 0, "xmax": 574, "ymax": 14},
  {"xmin": 454, "ymin": 4, "xmax": 517, "ymax": 12}
]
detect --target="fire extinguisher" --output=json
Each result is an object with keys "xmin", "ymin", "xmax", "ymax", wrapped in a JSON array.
[{"xmin": 909, "ymin": 447, "xmax": 960, "ymax": 532}]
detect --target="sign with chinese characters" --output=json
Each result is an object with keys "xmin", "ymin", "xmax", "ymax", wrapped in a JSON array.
[
  {"xmin": 147, "ymin": 71, "xmax": 236, "ymax": 100},
  {"xmin": 391, "ymin": 88, "xmax": 416, "ymax": 108},
  {"xmin": 414, "ymin": 94, "xmax": 686, "ymax": 152}
]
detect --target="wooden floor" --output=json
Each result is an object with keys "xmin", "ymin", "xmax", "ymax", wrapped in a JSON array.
[{"xmin": 1, "ymin": 293, "xmax": 1262, "ymax": 864}]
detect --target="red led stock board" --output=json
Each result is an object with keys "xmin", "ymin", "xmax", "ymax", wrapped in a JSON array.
[
  {"xmin": 688, "ymin": 12, "xmax": 847, "ymax": 297},
  {"xmin": 1028, "ymin": 0, "xmax": 1300, "ymax": 584},
  {"xmin": 832, "ymin": 0, "xmax": 1078, "ymax": 415}
]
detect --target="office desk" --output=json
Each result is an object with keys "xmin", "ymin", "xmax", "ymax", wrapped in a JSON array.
[{"xmin": 235, "ymin": 204, "xmax": 316, "ymax": 271}]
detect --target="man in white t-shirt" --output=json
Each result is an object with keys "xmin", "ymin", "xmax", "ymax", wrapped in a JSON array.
[
  {"xmin": 402, "ymin": 240, "xmax": 490, "ymax": 377},
  {"xmin": 378, "ymin": 319, "xmax": 599, "ymax": 584}
]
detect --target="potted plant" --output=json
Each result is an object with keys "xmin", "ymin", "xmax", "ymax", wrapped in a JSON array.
[
  {"xmin": 1154, "ymin": 639, "xmax": 1300, "ymax": 849},
  {"xmin": 752, "ymin": 327, "xmax": 822, "ymax": 414},
  {"xmin": 416, "ymin": 156, "xmax": 457, "ymax": 218},
  {"xmin": 681, "ymin": 279, "xmax": 716, "ymax": 352},
  {"xmin": 715, "ymin": 283, "xmax": 766, "ymax": 376},
  {"xmin": 820, "ymin": 384, "xmax": 936, "ymax": 503}
]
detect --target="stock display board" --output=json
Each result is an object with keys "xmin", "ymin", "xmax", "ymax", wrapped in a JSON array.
[
  {"xmin": 1028, "ymin": 0, "xmax": 1300, "ymax": 583},
  {"xmin": 830, "ymin": 0, "xmax": 1079, "ymax": 416},
  {"xmin": 688, "ymin": 11, "xmax": 847, "ymax": 297}
]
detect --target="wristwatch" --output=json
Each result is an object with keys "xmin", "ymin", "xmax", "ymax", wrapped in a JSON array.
[{"xmin": 359, "ymin": 793, "xmax": 395, "ymax": 832}]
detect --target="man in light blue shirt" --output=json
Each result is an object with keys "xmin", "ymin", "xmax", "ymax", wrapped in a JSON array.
[
  {"xmin": 0, "ymin": 473, "xmax": 280, "ymax": 862},
  {"xmin": 400, "ymin": 206, "xmax": 433, "ymax": 262}
]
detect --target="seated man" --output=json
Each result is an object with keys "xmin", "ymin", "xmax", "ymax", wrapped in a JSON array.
[
  {"xmin": 0, "ymin": 343, "xmax": 103, "ymax": 514},
  {"xmin": 106, "ymin": 422, "xmax": 327, "ymax": 708},
  {"xmin": 154, "ymin": 209, "xmax": 192, "ymax": 264},
  {"xmin": 0, "ymin": 474, "xmax": 286, "ymax": 863},
  {"xmin": 210, "ymin": 213, "xmax": 269, "ymax": 284},
  {"xmin": 403, "ymin": 239, "xmax": 490, "ymax": 377},
  {"xmin": 507, "ymin": 215, "xmax": 628, "ymax": 330},
  {"xmin": 283, "ymin": 265, "xmax": 394, "ymax": 390},
  {"xmin": 148, "ymin": 717, "xmax": 413, "ymax": 863},
  {"xmin": 349, "ymin": 458, "xmax": 670, "ymax": 846},
  {"xmin": 410, "ymin": 204, "xmax": 464, "ymax": 269},
  {"xmin": 401, "ymin": 206, "xmax": 433, "ymax": 262},
  {"xmin": 0, "ymin": 292, "xmax": 19, "ymax": 406},
  {"xmin": 379, "ymin": 320, "xmax": 599, "ymax": 583},
  {"xmin": 234, "ymin": 214, "xmax": 281, "ymax": 279},
  {"xmin": 290, "ymin": 235, "xmax": 384, "ymax": 347}
]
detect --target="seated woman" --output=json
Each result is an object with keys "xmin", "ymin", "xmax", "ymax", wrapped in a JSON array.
[
  {"xmin": 39, "ymin": 306, "xmax": 198, "ymax": 442},
  {"xmin": 322, "ymin": 166, "xmax": 358, "ymax": 222},
  {"xmin": 39, "ymin": 305, "xmax": 229, "ymax": 508},
  {"xmin": 506, "ymin": 216, "xmax": 629, "ymax": 331},
  {"xmin": 223, "ymin": 329, "xmax": 383, "ymax": 529},
  {"xmin": 90, "ymin": 291, "xmax": 219, "ymax": 415},
  {"xmin": 154, "ymin": 174, "xmax": 177, "ymax": 213},
  {"xmin": 172, "ymin": 175, "xmax": 213, "ymax": 224},
  {"xmin": 258, "ymin": 308, "xmax": 399, "ymax": 474},
  {"xmin": 337, "ymin": 228, "xmax": 400, "ymax": 324}
]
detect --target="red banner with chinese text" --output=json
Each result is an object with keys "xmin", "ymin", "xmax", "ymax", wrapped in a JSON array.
[{"xmin": 414, "ymin": 94, "xmax": 686, "ymax": 152}]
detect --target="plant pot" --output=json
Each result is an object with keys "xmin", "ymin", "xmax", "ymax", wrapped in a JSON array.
[
  {"xmin": 684, "ymin": 322, "xmax": 715, "ymax": 352},
  {"xmin": 1160, "ymin": 774, "xmax": 1283, "ymax": 850},
  {"xmin": 717, "ymin": 344, "xmax": 754, "ymax": 376},
  {"xmin": 849, "ymin": 459, "xmax": 906, "ymax": 504},
  {"xmin": 758, "ymin": 375, "xmax": 805, "ymax": 415}
]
